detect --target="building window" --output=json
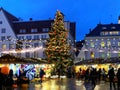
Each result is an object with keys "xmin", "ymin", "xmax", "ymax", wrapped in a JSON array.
[
  {"xmin": 26, "ymin": 36, "xmax": 32, "ymax": 40},
  {"xmin": 7, "ymin": 36, "xmax": 11, "ymax": 40},
  {"xmin": 26, "ymin": 43, "xmax": 31, "ymax": 48},
  {"xmin": 107, "ymin": 52, "xmax": 111, "ymax": 58},
  {"xmin": 34, "ymin": 51, "xmax": 38, "ymax": 58},
  {"xmin": 1, "ymin": 36, "xmax": 5, "ymax": 41},
  {"xmin": 18, "ymin": 36, "xmax": 24, "ymax": 40},
  {"xmin": 41, "ymin": 35, "xmax": 47, "ymax": 39},
  {"xmin": 0, "ymin": 21, "xmax": 2, "ymax": 24},
  {"xmin": 42, "ymin": 28, "xmax": 49, "ymax": 32},
  {"xmin": 2, "ymin": 44, "xmax": 6, "ymax": 50},
  {"xmin": 111, "ymin": 26, "xmax": 116, "ymax": 29},
  {"xmin": 9, "ymin": 44, "xmax": 14, "ymax": 49},
  {"xmin": 1, "ymin": 28, "xmax": 6, "ymax": 33},
  {"xmin": 17, "ymin": 53, "xmax": 21, "ymax": 57},
  {"xmin": 102, "ymin": 27, "xmax": 107, "ymax": 29},
  {"xmin": 90, "ymin": 42, "xmax": 94, "ymax": 48},
  {"xmin": 26, "ymin": 52, "xmax": 30, "ymax": 58},
  {"xmin": 34, "ymin": 35, "xmax": 39, "ymax": 40},
  {"xmin": 118, "ymin": 42, "xmax": 120, "ymax": 46},
  {"xmin": 19, "ymin": 29, "xmax": 26, "ymax": 33},
  {"xmin": 31, "ymin": 28, "xmax": 38, "ymax": 33},
  {"xmin": 118, "ymin": 52, "xmax": 120, "ymax": 57},
  {"xmin": 34, "ymin": 43, "xmax": 39, "ymax": 47},
  {"xmin": 100, "ymin": 31, "xmax": 109, "ymax": 36},
  {"xmin": 90, "ymin": 52, "xmax": 94, "ymax": 58},
  {"xmin": 101, "ymin": 41, "xmax": 105, "ymax": 47},
  {"xmin": 109, "ymin": 31, "xmax": 119, "ymax": 35},
  {"xmin": 107, "ymin": 41, "xmax": 111, "ymax": 47}
]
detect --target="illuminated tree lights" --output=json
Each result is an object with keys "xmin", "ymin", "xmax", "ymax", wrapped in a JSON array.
[{"xmin": 45, "ymin": 10, "xmax": 72, "ymax": 75}]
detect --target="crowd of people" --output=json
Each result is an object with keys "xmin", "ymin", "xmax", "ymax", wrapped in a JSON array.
[
  {"xmin": 76, "ymin": 65, "xmax": 120, "ymax": 90},
  {"xmin": 0, "ymin": 67, "xmax": 46, "ymax": 90}
]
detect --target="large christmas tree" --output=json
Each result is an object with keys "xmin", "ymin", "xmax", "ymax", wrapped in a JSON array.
[{"xmin": 45, "ymin": 10, "xmax": 72, "ymax": 75}]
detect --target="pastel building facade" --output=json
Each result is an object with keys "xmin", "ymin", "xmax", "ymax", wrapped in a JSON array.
[
  {"xmin": 77, "ymin": 16, "xmax": 120, "ymax": 60},
  {"xmin": 0, "ymin": 8, "xmax": 76, "ymax": 59}
]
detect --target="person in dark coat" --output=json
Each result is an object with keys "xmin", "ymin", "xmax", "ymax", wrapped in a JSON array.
[
  {"xmin": 39, "ymin": 68, "xmax": 45, "ymax": 83},
  {"xmin": 90, "ymin": 68, "xmax": 98, "ymax": 89},
  {"xmin": 0, "ymin": 68, "xmax": 3, "ymax": 90},
  {"xmin": 5, "ymin": 69, "xmax": 14, "ymax": 86},
  {"xmin": 116, "ymin": 68, "xmax": 120, "ymax": 90},
  {"xmin": 108, "ymin": 67, "xmax": 116, "ymax": 90}
]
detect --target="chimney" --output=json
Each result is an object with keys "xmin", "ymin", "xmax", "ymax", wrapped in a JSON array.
[
  {"xmin": 118, "ymin": 16, "xmax": 120, "ymax": 24},
  {"xmin": 29, "ymin": 18, "xmax": 32, "ymax": 21}
]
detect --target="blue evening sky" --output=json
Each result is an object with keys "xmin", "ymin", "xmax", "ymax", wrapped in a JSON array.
[{"xmin": 0, "ymin": 0, "xmax": 120, "ymax": 41}]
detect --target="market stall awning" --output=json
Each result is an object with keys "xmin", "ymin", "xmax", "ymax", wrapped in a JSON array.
[
  {"xmin": 0, "ymin": 54, "xmax": 50, "ymax": 64},
  {"xmin": 0, "ymin": 54, "xmax": 26, "ymax": 64},
  {"xmin": 75, "ymin": 57, "xmax": 120, "ymax": 65}
]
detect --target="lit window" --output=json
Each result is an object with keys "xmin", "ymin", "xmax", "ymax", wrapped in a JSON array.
[
  {"xmin": 2, "ymin": 44, "xmax": 6, "ymax": 50},
  {"xmin": 118, "ymin": 42, "xmax": 120, "ymax": 46},
  {"xmin": 107, "ymin": 41, "xmax": 111, "ymax": 47},
  {"xmin": 90, "ymin": 42, "xmax": 94, "ymax": 47},
  {"xmin": 101, "ymin": 41, "xmax": 105, "ymax": 47},
  {"xmin": 90, "ymin": 52, "xmax": 94, "ymax": 58},
  {"xmin": 109, "ymin": 31, "xmax": 119, "ymax": 35}
]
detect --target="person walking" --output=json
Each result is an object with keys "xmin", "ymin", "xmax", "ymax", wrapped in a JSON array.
[
  {"xmin": 108, "ymin": 66, "xmax": 116, "ymax": 90},
  {"xmin": 116, "ymin": 68, "xmax": 120, "ymax": 90},
  {"xmin": 90, "ymin": 68, "xmax": 98, "ymax": 89},
  {"xmin": 39, "ymin": 68, "xmax": 45, "ymax": 83}
]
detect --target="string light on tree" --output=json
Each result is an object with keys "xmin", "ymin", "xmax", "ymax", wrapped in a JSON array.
[{"xmin": 45, "ymin": 10, "xmax": 73, "ymax": 76}]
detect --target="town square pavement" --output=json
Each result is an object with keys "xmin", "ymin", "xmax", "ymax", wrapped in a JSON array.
[{"xmin": 15, "ymin": 78, "xmax": 111, "ymax": 90}]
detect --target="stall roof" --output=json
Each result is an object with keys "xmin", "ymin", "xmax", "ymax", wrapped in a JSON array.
[{"xmin": 0, "ymin": 54, "xmax": 50, "ymax": 64}]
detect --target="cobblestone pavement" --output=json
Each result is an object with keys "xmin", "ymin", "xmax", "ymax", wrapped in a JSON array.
[{"xmin": 15, "ymin": 78, "xmax": 113, "ymax": 90}]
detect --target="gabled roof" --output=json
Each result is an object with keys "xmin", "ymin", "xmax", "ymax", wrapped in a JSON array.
[
  {"xmin": 13, "ymin": 20, "xmax": 54, "ymax": 34},
  {"xmin": 0, "ymin": 7, "xmax": 19, "ymax": 36},
  {"xmin": 0, "ymin": 8, "xmax": 19, "ymax": 22},
  {"xmin": 86, "ymin": 23, "xmax": 120, "ymax": 37},
  {"xmin": 0, "ymin": 8, "xmax": 75, "ymax": 37}
]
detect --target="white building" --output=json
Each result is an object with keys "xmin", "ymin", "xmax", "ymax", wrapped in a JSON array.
[
  {"xmin": 0, "ymin": 8, "xmax": 76, "ymax": 59},
  {"xmin": 77, "ymin": 16, "xmax": 120, "ymax": 60}
]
